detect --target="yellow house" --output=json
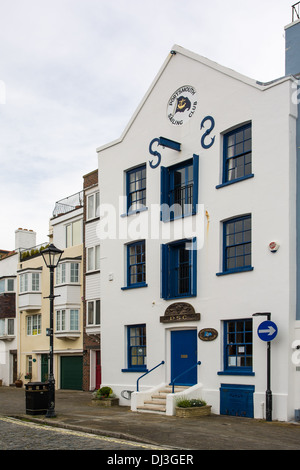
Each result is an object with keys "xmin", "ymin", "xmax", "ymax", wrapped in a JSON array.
[{"xmin": 17, "ymin": 191, "xmax": 84, "ymax": 390}]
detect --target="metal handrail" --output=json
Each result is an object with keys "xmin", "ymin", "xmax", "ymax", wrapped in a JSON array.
[
  {"xmin": 171, "ymin": 361, "xmax": 201, "ymax": 393},
  {"xmin": 136, "ymin": 360, "xmax": 165, "ymax": 391}
]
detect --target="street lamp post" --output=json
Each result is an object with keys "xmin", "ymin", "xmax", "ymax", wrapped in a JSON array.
[{"xmin": 41, "ymin": 244, "xmax": 63, "ymax": 418}]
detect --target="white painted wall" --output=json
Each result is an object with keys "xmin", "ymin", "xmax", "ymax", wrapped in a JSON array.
[{"xmin": 97, "ymin": 47, "xmax": 298, "ymax": 420}]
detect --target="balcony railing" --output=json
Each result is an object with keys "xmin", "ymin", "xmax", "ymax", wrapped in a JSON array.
[
  {"xmin": 19, "ymin": 242, "xmax": 49, "ymax": 261},
  {"xmin": 52, "ymin": 191, "xmax": 83, "ymax": 218}
]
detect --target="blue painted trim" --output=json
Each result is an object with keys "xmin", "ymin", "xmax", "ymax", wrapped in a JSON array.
[
  {"xmin": 222, "ymin": 319, "xmax": 253, "ymax": 375},
  {"xmin": 121, "ymin": 283, "xmax": 148, "ymax": 291},
  {"xmin": 126, "ymin": 164, "xmax": 146, "ymax": 213},
  {"xmin": 216, "ymin": 267, "xmax": 254, "ymax": 276},
  {"xmin": 126, "ymin": 324, "xmax": 146, "ymax": 370},
  {"xmin": 161, "ymin": 238, "xmax": 197, "ymax": 300},
  {"xmin": 220, "ymin": 215, "xmax": 252, "ymax": 274},
  {"xmin": 120, "ymin": 206, "xmax": 148, "ymax": 218},
  {"xmin": 125, "ymin": 240, "xmax": 146, "ymax": 289},
  {"xmin": 220, "ymin": 383, "xmax": 255, "ymax": 390},
  {"xmin": 222, "ymin": 123, "xmax": 252, "ymax": 185},
  {"xmin": 216, "ymin": 173, "xmax": 254, "ymax": 189},
  {"xmin": 159, "ymin": 136, "xmax": 181, "ymax": 151},
  {"xmin": 160, "ymin": 155, "xmax": 199, "ymax": 223},
  {"xmin": 192, "ymin": 155, "xmax": 199, "ymax": 215},
  {"xmin": 218, "ymin": 370, "xmax": 255, "ymax": 376}
]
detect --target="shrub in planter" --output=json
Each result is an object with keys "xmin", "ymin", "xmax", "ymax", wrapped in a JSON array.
[
  {"xmin": 91, "ymin": 387, "xmax": 119, "ymax": 407},
  {"xmin": 97, "ymin": 386, "xmax": 113, "ymax": 398},
  {"xmin": 175, "ymin": 397, "xmax": 211, "ymax": 417}
]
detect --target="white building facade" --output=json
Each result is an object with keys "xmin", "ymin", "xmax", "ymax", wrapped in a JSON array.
[
  {"xmin": 0, "ymin": 229, "xmax": 37, "ymax": 386},
  {"xmin": 97, "ymin": 18, "xmax": 300, "ymax": 421}
]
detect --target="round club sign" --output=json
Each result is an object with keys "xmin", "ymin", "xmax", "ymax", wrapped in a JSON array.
[{"xmin": 167, "ymin": 85, "xmax": 198, "ymax": 126}]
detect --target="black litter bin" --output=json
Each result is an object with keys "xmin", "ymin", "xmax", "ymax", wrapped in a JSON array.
[{"xmin": 25, "ymin": 382, "xmax": 49, "ymax": 415}]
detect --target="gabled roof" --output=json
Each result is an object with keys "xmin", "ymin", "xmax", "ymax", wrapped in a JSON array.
[{"xmin": 96, "ymin": 44, "xmax": 295, "ymax": 154}]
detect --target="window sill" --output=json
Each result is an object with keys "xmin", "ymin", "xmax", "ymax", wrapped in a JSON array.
[
  {"xmin": 162, "ymin": 294, "xmax": 196, "ymax": 300},
  {"xmin": 161, "ymin": 211, "xmax": 196, "ymax": 223},
  {"xmin": 120, "ymin": 207, "xmax": 148, "ymax": 218},
  {"xmin": 218, "ymin": 370, "xmax": 255, "ymax": 376},
  {"xmin": 216, "ymin": 174, "xmax": 254, "ymax": 189},
  {"xmin": 216, "ymin": 267, "xmax": 253, "ymax": 276},
  {"xmin": 121, "ymin": 283, "xmax": 148, "ymax": 291},
  {"xmin": 85, "ymin": 270, "xmax": 100, "ymax": 276},
  {"xmin": 121, "ymin": 368, "xmax": 148, "ymax": 373},
  {"xmin": 85, "ymin": 216, "xmax": 100, "ymax": 225}
]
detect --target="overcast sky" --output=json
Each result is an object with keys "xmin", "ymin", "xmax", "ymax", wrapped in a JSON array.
[{"xmin": 0, "ymin": 0, "xmax": 294, "ymax": 250}]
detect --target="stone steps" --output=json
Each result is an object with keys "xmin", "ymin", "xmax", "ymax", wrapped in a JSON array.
[{"xmin": 136, "ymin": 385, "xmax": 188, "ymax": 414}]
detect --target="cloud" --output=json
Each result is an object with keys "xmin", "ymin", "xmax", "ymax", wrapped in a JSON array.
[{"xmin": 0, "ymin": 0, "xmax": 292, "ymax": 248}]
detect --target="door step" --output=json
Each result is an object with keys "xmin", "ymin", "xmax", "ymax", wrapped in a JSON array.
[{"xmin": 136, "ymin": 385, "xmax": 188, "ymax": 414}]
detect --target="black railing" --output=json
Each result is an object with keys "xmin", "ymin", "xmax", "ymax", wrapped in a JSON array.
[
  {"xmin": 292, "ymin": 2, "xmax": 300, "ymax": 21},
  {"xmin": 136, "ymin": 361, "xmax": 165, "ymax": 391},
  {"xmin": 169, "ymin": 183, "xmax": 193, "ymax": 218},
  {"xmin": 52, "ymin": 191, "xmax": 83, "ymax": 217},
  {"xmin": 171, "ymin": 361, "xmax": 201, "ymax": 393}
]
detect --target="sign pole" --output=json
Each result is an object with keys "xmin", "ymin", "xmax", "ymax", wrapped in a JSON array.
[
  {"xmin": 253, "ymin": 312, "xmax": 277, "ymax": 423},
  {"xmin": 266, "ymin": 338, "xmax": 272, "ymax": 422}
]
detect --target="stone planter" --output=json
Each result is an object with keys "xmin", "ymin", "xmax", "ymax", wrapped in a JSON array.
[
  {"xmin": 175, "ymin": 405, "xmax": 212, "ymax": 418},
  {"xmin": 91, "ymin": 397, "xmax": 119, "ymax": 407}
]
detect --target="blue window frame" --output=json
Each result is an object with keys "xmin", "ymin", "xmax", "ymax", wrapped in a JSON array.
[
  {"xmin": 122, "ymin": 240, "xmax": 146, "ymax": 289},
  {"xmin": 126, "ymin": 165, "xmax": 146, "ymax": 214},
  {"xmin": 220, "ymin": 319, "xmax": 253, "ymax": 375},
  {"xmin": 161, "ymin": 155, "xmax": 199, "ymax": 221},
  {"xmin": 221, "ymin": 215, "xmax": 252, "ymax": 274},
  {"xmin": 161, "ymin": 238, "xmax": 197, "ymax": 300},
  {"xmin": 223, "ymin": 123, "xmax": 252, "ymax": 184},
  {"xmin": 127, "ymin": 324, "xmax": 146, "ymax": 370}
]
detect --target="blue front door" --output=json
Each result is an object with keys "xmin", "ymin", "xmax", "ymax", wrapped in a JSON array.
[{"xmin": 171, "ymin": 330, "xmax": 197, "ymax": 386}]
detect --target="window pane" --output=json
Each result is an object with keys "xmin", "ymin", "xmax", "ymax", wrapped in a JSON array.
[
  {"xmin": 7, "ymin": 319, "xmax": 14, "ymax": 336},
  {"xmin": 88, "ymin": 247, "xmax": 94, "ymax": 271},
  {"xmin": 70, "ymin": 310, "xmax": 79, "ymax": 330},
  {"xmin": 95, "ymin": 246, "xmax": 100, "ymax": 270},
  {"xmin": 66, "ymin": 224, "xmax": 72, "ymax": 248},
  {"xmin": 88, "ymin": 302, "xmax": 94, "ymax": 325},
  {"xmin": 87, "ymin": 194, "xmax": 95, "ymax": 219},
  {"xmin": 72, "ymin": 220, "xmax": 82, "ymax": 246},
  {"xmin": 70, "ymin": 263, "xmax": 79, "ymax": 282},
  {"xmin": 224, "ymin": 216, "xmax": 251, "ymax": 271},
  {"xmin": 0, "ymin": 319, "xmax": 4, "ymax": 335},
  {"xmin": 95, "ymin": 300, "xmax": 101, "ymax": 325},
  {"xmin": 224, "ymin": 124, "xmax": 252, "ymax": 182},
  {"xmin": 225, "ymin": 319, "xmax": 253, "ymax": 371}
]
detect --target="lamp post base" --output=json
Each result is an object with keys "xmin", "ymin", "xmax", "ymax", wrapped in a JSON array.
[{"xmin": 46, "ymin": 377, "xmax": 56, "ymax": 418}]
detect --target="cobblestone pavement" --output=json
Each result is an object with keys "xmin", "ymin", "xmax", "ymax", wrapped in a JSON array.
[
  {"xmin": 0, "ymin": 416, "xmax": 165, "ymax": 451},
  {"xmin": 2, "ymin": 386, "xmax": 300, "ymax": 451}
]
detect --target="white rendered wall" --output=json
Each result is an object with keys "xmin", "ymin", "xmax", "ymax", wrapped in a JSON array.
[{"xmin": 98, "ymin": 50, "xmax": 297, "ymax": 419}]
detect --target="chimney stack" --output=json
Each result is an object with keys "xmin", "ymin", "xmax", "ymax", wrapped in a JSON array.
[{"xmin": 15, "ymin": 228, "xmax": 36, "ymax": 251}]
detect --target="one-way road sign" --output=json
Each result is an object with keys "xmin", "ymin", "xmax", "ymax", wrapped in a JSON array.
[{"xmin": 257, "ymin": 320, "xmax": 278, "ymax": 342}]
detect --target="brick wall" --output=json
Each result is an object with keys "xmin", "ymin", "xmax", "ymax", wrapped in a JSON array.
[
  {"xmin": 82, "ymin": 169, "xmax": 100, "ymax": 391},
  {"xmin": 0, "ymin": 293, "xmax": 16, "ymax": 318},
  {"xmin": 83, "ymin": 169, "xmax": 98, "ymax": 189}
]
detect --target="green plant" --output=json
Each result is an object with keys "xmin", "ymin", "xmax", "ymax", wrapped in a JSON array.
[
  {"xmin": 93, "ymin": 386, "xmax": 114, "ymax": 399},
  {"xmin": 176, "ymin": 397, "xmax": 207, "ymax": 408}
]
